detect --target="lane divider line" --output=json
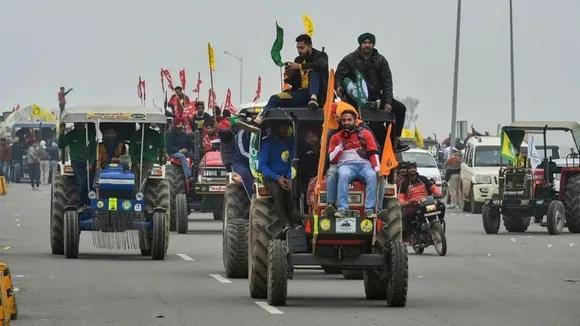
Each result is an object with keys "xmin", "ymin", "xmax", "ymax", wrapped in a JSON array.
[
  {"xmin": 255, "ymin": 301, "xmax": 284, "ymax": 314},
  {"xmin": 209, "ymin": 274, "xmax": 232, "ymax": 284},
  {"xmin": 12, "ymin": 275, "xmax": 24, "ymax": 278},
  {"xmin": 176, "ymin": 254, "xmax": 195, "ymax": 261}
]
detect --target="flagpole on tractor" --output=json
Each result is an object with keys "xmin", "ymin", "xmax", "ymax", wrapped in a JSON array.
[
  {"xmin": 223, "ymin": 51, "xmax": 243, "ymax": 104},
  {"xmin": 279, "ymin": 67, "xmax": 284, "ymax": 91},
  {"xmin": 509, "ymin": 0, "xmax": 516, "ymax": 123},
  {"xmin": 449, "ymin": 0, "xmax": 462, "ymax": 152}
]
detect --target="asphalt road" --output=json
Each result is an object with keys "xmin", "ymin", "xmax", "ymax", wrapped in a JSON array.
[{"xmin": 1, "ymin": 183, "xmax": 579, "ymax": 326}]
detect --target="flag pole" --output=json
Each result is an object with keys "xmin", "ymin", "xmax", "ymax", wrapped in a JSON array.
[{"xmin": 279, "ymin": 67, "xmax": 284, "ymax": 91}]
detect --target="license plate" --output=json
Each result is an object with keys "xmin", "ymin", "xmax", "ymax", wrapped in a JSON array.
[
  {"xmin": 424, "ymin": 211, "xmax": 440, "ymax": 217},
  {"xmin": 209, "ymin": 185, "xmax": 226, "ymax": 192},
  {"xmin": 108, "ymin": 198, "xmax": 118, "ymax": 211},
  {"xmin": 335, "ymin": 217, "xmax": 356, "ymax": 233}
]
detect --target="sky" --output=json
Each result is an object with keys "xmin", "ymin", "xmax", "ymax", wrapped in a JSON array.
[{"xmin": 1, "ymin": 0, "xmax": 578, "ymax": 146}]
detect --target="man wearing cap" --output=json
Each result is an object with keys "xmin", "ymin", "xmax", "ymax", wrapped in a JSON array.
[
  {"xmin": 335, "ymin": 32, "xmax": 410, "ymax": 153},
  {"xmin": 326, "ymin": 106, "xmax": 380, "ymax": 218},
  {"xmin": 256, "ymin": 34, "xmax": 328, "ymax": 124},
  {"xmin": 168, "ymin": 86, "xmax": 191, "ymax": 118},
  {"xmin": 165, "ymin": 117, "xmax": 194, "ymax": 179}
]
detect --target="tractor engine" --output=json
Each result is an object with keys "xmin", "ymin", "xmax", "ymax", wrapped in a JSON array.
[{"xmin": 96, "ymin": 163, "xmax": 136, "ymax": 200}]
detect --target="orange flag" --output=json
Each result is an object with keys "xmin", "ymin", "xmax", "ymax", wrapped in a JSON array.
[
  {"xmin": 380, "ymin": 123, "xmax": 399, "ymax": 176},
  {"xmin": 315, "ymin": 68, "xmax": 335, "ymax": 195}
]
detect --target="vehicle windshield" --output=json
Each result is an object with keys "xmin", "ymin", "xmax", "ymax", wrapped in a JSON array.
[
  {"xmin": 401, "ymin": 152, "xmax": 437, "ymax": 168},
  {"xmin": 474, "ymin": 146, "xmax": 502, "ymax": 166}
]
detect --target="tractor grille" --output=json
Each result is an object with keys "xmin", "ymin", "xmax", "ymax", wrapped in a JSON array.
[
  {"xmin": 502, "ymin": 170, "xmax": 531, "ymax": 197},
  {"xmin": 99, "ymin": 190, "xmax": 134, "ymax": 200}
]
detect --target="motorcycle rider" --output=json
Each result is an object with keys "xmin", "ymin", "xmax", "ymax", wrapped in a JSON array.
[
  {"xmin": 398, "ymin": 161, "xmax": 443, "ymax": 243},
  {"xmin": 335, "ymin": 32, "xmax": 410, "ymax": 153},
  {"xmin": 167, "ymin": 86, "xmax": 191, "ymax": 118},
  {"xmin": 165, "ymin": 117, "xmax": 194, "ymax": 180},
  {"xmin": 256, "ymin": 34, "xmax": 328, "ymax": 124}
]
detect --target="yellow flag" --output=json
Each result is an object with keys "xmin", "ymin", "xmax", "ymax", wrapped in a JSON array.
[
  {"xmin": 207, "ymin": 42, "xmax": 216, "ymax": 72},
  {"xmin": 302, "ymin": 14, "xmax": 314, "ymax": 37},
  {"xmin": 414, "ymin": 126, "xmax": 425, "ymax": 148}
]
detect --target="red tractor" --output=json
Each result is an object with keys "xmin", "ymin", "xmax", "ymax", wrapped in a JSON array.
[
  {"xmin": 166, "ymin": 130, "xmax": 227, "ymax": 234},
  {"xmin": 482, "ymin": 121, "xmax": 580, "ymax": 235}
]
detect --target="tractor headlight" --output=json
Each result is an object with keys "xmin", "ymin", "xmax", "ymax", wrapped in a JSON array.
[
  {"xmin": 88, "ymin": 191, "xmax": 97, "ymax": 199},
  {"xmin": 135, "ymin": 192, "xmax": 144, "ymax": 201}
]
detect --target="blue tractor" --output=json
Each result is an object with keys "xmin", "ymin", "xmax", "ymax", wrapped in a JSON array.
[{"xmin": 50, "ymin": 105, "xmax": 170, "ymax": 260}]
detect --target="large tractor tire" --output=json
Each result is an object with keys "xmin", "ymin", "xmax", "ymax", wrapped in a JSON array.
[
  {"xmin": 482, "ymin": 203, "xmax": 500, "ymax": 234},
  {"xmin": 144, "ymin": 178, "xmax": 171, "ymax": 255},
  {"xmin": 563, "ymin": 174, "xmax": 580, "ymax": 233},
  {"xmin": 386, "ymin": 241, "xmax": 408, "ymax": 307},
  {"xmin": 222, "ymin": 183, "xmax": 250, "ymax": 278},
  {"xmin": 249, "ymin": 197, "xmax": 283, "ymax": 299},
  {"xmin": 50, "ymin": 174, "xmax": 78, "ymax": 255},
  {"xmin": 502, "ymin": 215, "xmax": 531, "ymax": 232},
  {"xmin": 166, "ymin": 164, "xmax": 186, "ymax": 232},
  {"xmin": 63, "ymin": 210, "xmax": 80, "ymax": 259},
  {"xmin": 377, "ymin": 197, "xmax": 403, "ymax": 245}
]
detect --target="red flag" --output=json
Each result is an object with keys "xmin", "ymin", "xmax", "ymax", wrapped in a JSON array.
[
  {"xmin": 141, "ymin": 80, "xmax": 147, "ymax": 101},
  {"xmin": 161, "ymin": 69, "xmax": 174, "ymax": 90},
  {"xmin": 223, "ymin": 88, "xmax": 238, "ymax": 114},
  {"xmin": 160, "ymin": 68, "xmax": 165, "ymax": 93},
  {"xmin": 193, "ymin": 72, "xmax": 202, "ymax": 93},
  {"xmin": 208, "ymin": 88, "xmax": 217, "ymax": 108},
  {"xmin": 138, "ymin": 76, "xmax": 143, "ymax": 99},
  {"xmin": 253, "ymin": 76, "xmax": 262, "ymax": 102},
  {"xmin": 179, "ymin": 69, "xmax": 186, "ymax": 89}
]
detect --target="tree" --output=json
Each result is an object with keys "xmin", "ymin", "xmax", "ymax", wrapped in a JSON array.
[{"xmin": 396, "ymin": 96, "xmax": 420, "ymax": 130}]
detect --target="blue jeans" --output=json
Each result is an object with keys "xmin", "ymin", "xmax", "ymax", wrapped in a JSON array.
[
  {"xmin": 0, "ymin": 161, "xmax": 9, "ymax": 180},
  {"xmin": 170, "ymin": 152, "xmax": 194, "ymax": 178},
  {"xmin": 71, "ymin": 161, "xmax": 95, "ymax": 206},
  {"xmin": 262, "ymin": 71, "xmax": 320, "ymax": 114},
  {"xmin": 337, "ymin": 162, "xmax": 378, "ymax": 212},
  {"xmin": 327, "ymin": 164, "xmax": 385, "ymax": 209},
  {"xmin": 232, "ymin": 162, "xmax": 254, "ymax": 198}
]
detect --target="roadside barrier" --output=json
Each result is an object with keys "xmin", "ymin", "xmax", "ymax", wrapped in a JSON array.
[{"xmin": 0, "ymin": 260, "xmax": 17, "ymax": 324}]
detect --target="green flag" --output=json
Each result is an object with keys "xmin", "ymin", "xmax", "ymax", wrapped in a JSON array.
[
  {"xmin": 270, "ymin": 22, "xmax": 284, "ymax": 67},
  {"xmin": 501, "ymin": 131, "xmax": 516, "ymax": 162}
]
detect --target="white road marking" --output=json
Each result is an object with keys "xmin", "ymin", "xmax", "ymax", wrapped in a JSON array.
[
  {"xmin": 255, "ymin": 301, "xmax": 284, "ymax": 314},
  {"xmin": 209, "ymin": 274, "xmax": 232, "ymax": 284},
  {"xmin": 176, "ymin": 254, "xmax": 195, "ymax": 261},
  {"xmin": 12, "ymin": 275, "xmax": 24, "ymax": 278}
]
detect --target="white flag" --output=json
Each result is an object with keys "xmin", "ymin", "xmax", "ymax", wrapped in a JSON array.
[
  {"xmin": 95, "ymin": 119, "xmax": 103, "ymax": 143},
  {"xmin": 527, "ymin": 134, "xmax": 541, "ymax": 172}
]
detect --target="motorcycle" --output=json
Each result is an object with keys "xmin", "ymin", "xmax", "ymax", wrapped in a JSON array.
[{"xmin": 410, "ymin": 195, "xmax": 447, "ymax": 256}]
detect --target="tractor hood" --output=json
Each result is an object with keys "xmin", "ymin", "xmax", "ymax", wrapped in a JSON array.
[{"xmin": 199, "ymin": 151, "xmax": 224, "ymax": 168}]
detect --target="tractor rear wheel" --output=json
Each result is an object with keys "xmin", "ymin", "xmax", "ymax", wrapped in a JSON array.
[{"xmin": 563, "ymin": 174, "xmax": 580, "ymax": 233}]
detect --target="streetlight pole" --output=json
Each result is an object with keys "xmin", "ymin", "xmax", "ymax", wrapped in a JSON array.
[
  {"xmin": 449, "ymin": 0, "xmax": 462, "ymax": 152},
  {"xmin": 509, "ymin": 0, "xmax": 516, "ymax": 123},
  {"xmin": 224, "ymin": 51, "xmax": 243, "ymax": 104}
]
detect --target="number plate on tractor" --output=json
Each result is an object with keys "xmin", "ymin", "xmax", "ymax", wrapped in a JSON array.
[{"xmin": 336, "ymin": 217, "xmax": 356, "ymax": 233}]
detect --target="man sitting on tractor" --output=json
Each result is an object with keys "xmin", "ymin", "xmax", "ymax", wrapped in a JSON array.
[
  {"xmin": 255, "ymin": 34, "xmax": 328, "ymax": 124},
  {"xmin": 58, "ymin": 122, "xmax": 96, "ymax": 207},
  {"xmin": 325, "ymin": 102, "xmax": 381, "ymax": 216},
  {"xmin": 168, "ymin": 86, "xmax": 191, "ymax": 118},
  {"xmin": 166, "ymin": 117, "xmax": 194, "ymax": 180},
  {"xmin": 97, "ymin": 128, "xmax": 127, "ymax": 169},
  {"xmin": 232, "ymin": 116, "xmax": 254, "ymax": 198},
  {"xmin": 325, "ymin": 106, "xmax": 380, "ymax": 218},
  {"xmin": 335, "ymin": 32, "xmax": 410, "ymax": 153},
  {"xmin": 130, "ymin": 123, "xmax": 164, "ymax": 186},
  {"xmin": 398, "ymin": 161, "xmax": 443, "ymax": 243},
  {"xmin": 258, "ymin": 121, "xmax": 302, "ymax": 230}
]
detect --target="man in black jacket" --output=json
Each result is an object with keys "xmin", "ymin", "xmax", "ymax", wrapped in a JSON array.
[
  {"xmin": 335, "ymin": 32, "xmax": 410, "ymax": 153},
  {"xmin": 256, "ymin": 34, "xmax": 328, "ymax": 124},
  {"xmin": 165, "ymin": 117, "xmax": 195, "ymax": 179}
]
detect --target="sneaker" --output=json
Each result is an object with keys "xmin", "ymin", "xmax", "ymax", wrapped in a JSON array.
[
  {"xmin": 365, "ymin": 210, "xmax": 377, "ymax": 218},
  {"xmin": 334, "ymin": 210, "xmax": 347, "ymax": 218},
  {"xmin": 325, "ymin": 204, "xmax": 336, "ymax": 217},
  {"xmin": 308, "ymin": 95, "xmax": 319, "ymax": 109}
]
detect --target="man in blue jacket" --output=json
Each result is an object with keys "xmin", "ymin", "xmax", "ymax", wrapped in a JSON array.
[
  {"xmin": 231, "ymin": 115, "xmax": 253, "ymax": 198},
  {"xmin": 258, "ymin": 121, "xmax": 300, "ymax": 229},
  {"xmin": 165, "ymin": 117, "xmax": 194, "ymax": 179}
]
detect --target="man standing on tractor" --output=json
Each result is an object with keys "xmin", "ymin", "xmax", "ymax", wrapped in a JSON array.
[
  {"xmin": 325, "ymin": 106, "xmax": 381, "ymax": 218},
  {"xmin": 189, "ymin": 101, "xmax": 214, "ymax": 131},
  {"xmin": 166, "ymin": 117, "xmax": 194, "ymax": 180},
  {"xmin": 398, "ymin": 162, "xmax": 443, "ymax": 243},
  {"xmin": 231, "ymin": 116, "xmax": 253, "ymax": 198},
  {"xmin": 130, "ymin": 123, "xmax": 164, "ymax": 186},
  {"xmin": 58, "ymin": 86, "xmax": 73, "ymax": 115},
  {"xmin": 58, "ymin": 123, "xmax": 96, "ymax": 207},
  {"xmin": 97, "ymin": 129, "xmax": 127, "ymax": 169},
  {"xmin": 218, "ymin": 110, "xmax": 235, "ymax": 172},
  {"xmin": 258, "ymin": 121, "xmax": 302, "ymax": 230},
  {"xmin": 335, "ymin": 32, "xmax": 410, "ymax": 153},
  {"xmin": 255, "ymin": 34, "xmax": 328, "ymax": 124},
  {"xmin": 168, "ymin": 86, "xmax": 191, "ymax": 118},
  {"xmin": 325, "ymin": 102, "xmax": 381, "ymax": 216}
]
